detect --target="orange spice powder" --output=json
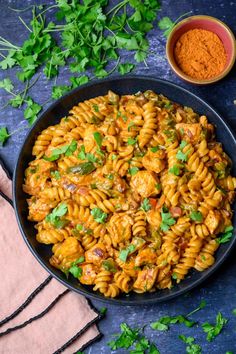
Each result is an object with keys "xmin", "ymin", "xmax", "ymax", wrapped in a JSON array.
[{"xmin": 174, "ymin": 28, "xmax": 227, "ymax": 80}]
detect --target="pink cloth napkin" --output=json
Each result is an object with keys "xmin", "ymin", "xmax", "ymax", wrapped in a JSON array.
[{"xmin": 0, "ymin": 163, "xmax": 102, "ymax": 353}]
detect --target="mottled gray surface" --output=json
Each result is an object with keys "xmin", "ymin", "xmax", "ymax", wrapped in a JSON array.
[{"xmin": 0, "ymin": 1, "xmax": 236, "ymax": 353}]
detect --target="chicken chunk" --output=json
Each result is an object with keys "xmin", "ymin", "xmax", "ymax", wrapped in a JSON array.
[
  {"xmin": 135, "ymin": 248, "xmax": 157, "ymax": 267},
  {"xmin": 205, "ymin": 210, "xmax": 221, "ymax": 234},
  {"xmin": 176, "ymin": 123, "xmax": 201, "ymax": 143},
  {"xmin": 131, "ymin": 171, "xmax": 158, "ymax": 198},
  {"xmin": 85, "ymin": 243, "xmax": 107, "ymax": 265},
  {"xmin": 80, "ymin": 264, "xmax": 97, "ymax": 285},
  {"xmin": 142, "ymin": 149, "xmax": 166, "ymax": 174},
  {"xmin": 28, "ymin": 197, "xmax": 57, "ymax": 222},
  {"xmin": 133, "ymin": 267, "xmax": 158, "ymax": 292}
]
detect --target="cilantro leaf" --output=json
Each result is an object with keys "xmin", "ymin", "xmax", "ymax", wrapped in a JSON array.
[
  {"xmin": 160, "ymin": 210, "xmax": 176, "ymax": 231},
  {"xmin": 202, "ymin": 312, "xmax": 228, "ymax": 342},
  {"xmin": 51, "ymin": 170, "xmax": 61, "ymax": 180},
  {"xmin": 119, "ymin": 245, "xmax": 136, "ymax": 262},
  {"xmin": 24, "ymin": 98, "xmax": 42, "ymax": 125},
  {"xmin": 44, "ymin": 140, "xmax": 77, "ymax": 161},
  {"xmin": 140, "ymin": 198, "xmax": 151, "ymax": 212},
  {"xmin": 169, "ymin": 165, "xmax": 180, "ymax": 176},
  {"xmin": 65, "ymin": 139, "xmax": 77, "ymax": 156},
  {"xmin": 151, "ymin": 315, "xmax": 195, "ymax": 332},
  {"xmin": 157, "ymin": 17, "xmax": 175, "ymax": 38},
  {"xmin": 176, "ymin": 149, "xmax": 189, "ymax": 162},
  {"xmin": 179, "ymin": 140, "xmax": 187, "ymax": 149},
  {"xmin": 91, "ymin": 207, "xmax": 107, "ymax": 223},
  {"xmin": 217, "ymin": 226, "xmax": 234, "ymax": 244},
  {"xmin": 127, "ymin": 137, "xmax": 137, "ymax": 145},
  {"xmin": 0, "ymin": 127, "xmax": 10, "ymax": 145},
  {"xmin": 0, "ymin": 51, "xmax": 16, "ymax": 70},
  {"xmin": 179, "ymin": 335, "xmax": 202, "ymax": 354},
  {"xmin": 51, "ymin": 85, "xmax": 71, "ymax": 99},
  {"xmin": 190, "ymin": 211, "xmax": 203, "ymax": 223},
  {"xmin": 100, "ymin": 307, "xmax": 107, "ymax": 315},
  {"xmin": 118, "ymin": 63, "xmax": 135, "ymax": 75},
  {"xmin": 108, "ymin": 323, "xmax": 140, "ymax": 350},
  {"xmin": 129, "ymin": 167, "xmax": 139, "ymax": 176},
  {"xmin": 0, "ymin": 78, "xmax": 14, "ymax": 92},
  {"xmin": 45, "ymin": 203, "xmax": 68, "ymax": 229},
  {"xmin": 69, "ymin": 265, "xmax": 82, "ymax": 278},
  {"xmin": 150, "ymin": 146, "xmax": 160, "ymax": 152}
]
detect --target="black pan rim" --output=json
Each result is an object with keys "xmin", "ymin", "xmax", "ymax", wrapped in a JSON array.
[{"xmin": 13, "ymin": 75, "xmax": 236, "ymax": 305}]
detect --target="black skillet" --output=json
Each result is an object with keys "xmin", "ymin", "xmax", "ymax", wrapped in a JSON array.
[{"xmin": 13, "ymin": 76, "xmax": 236, "ymax": 305}]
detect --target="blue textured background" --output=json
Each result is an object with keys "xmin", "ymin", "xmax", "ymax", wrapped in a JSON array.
[{"xmin": 0, "ymin": 1, "xmax": 236, "ymax": 353}]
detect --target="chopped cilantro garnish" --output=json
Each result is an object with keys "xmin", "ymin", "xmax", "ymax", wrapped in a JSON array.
[
  {"xmin": 111, "ymin": 154, "xmax": 117, "ymax": 160},
  {"xmin": 150, "ymin": 146, "xmax": 160, "ymax": 152},
  {"xmin": 160, "ymin": 209, "xmax": 176, "ymax": 231},
  {"xmin": 176, "ymin": 149, "xmax": 188, "ymax": 162},
  {"xmin": 128, "ymin": 122, "xmax": 135, "ymax": 132},
  {"xmin": 202, "ymin": 312, "xmax": 228, "ymax": 342},
  {"xmin": 91, "ymin": 207, "xmax": 107, "ymax": 224},
  {"xmin": 129, "ymin": 167, "xmax": 139, "ymax": 175},
  {"xmin": 190, "ymin": 211, "xmax": 203, "ymax": 222},
  {"xmin": 140, "ymin": 198, "xmax": 151, "ymax": 212},
  {"xmin": 45, "ymin": 203, "xmax": 68, "ymax": 229},
  {"xmin": 155, "ymin": 183, "xmax": 161, "ymax": 190},
  {"xmin": 68, "ymin": 257, "xmax": 84, "ymax": 278},
  {"xmin": 169, "ymin": 165, "xmax": 180, "ymax": 176},
  {"xmin": 44, "ymin": 140, "xmax": 77, "ymax": 161},
  {"xmin": 217, "ymin": 226, "xmax": 234, "ymax": 244},
  {"xmin": 78, "ymin": 145, "xmax": 86, "ymax": 160},
  {"xmin": 127, "ymin": 137, "xmax": 137, "ymax": 145},
  {"xmin": 51, "ymin": 170, "xmax": 61, "ymax": 180},
  {"xmin": 179, "ymin": 140, "xmax": 187, "ymax": 149},
  {"xmin": 93, "ymin": 104, "xmax": 99, "ymax": 112}
]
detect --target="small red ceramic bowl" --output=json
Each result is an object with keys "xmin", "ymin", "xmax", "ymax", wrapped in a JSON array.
[{"xmin": 166, "ymin": 15, "xmax": 236, "ymax": 84}]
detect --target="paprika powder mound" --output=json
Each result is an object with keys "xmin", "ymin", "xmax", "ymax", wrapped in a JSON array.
[{"xmin": 174, "ymin": 28, "xmax": 227, "ymax": 80}]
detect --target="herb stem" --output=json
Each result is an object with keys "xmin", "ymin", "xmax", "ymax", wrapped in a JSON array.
[
  {"xmin": 8, "ymin": 5, "xmax": 34, "ymax": 13},
  {"xmin": 18, "ymin": 16, "xmax": 32, "ymax": 32},
  {"xmin": 107, "ymin": 0, "xmax": 129, "ymax": 17}
]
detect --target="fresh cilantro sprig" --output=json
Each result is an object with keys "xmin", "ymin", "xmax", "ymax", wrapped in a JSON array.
[
  {"xmin": 45, "ymin": 203, "xmax": 68, "ymax": 229},
  {"xmin": 217, "ymin": 226, "xmax": 234, "ymax": 244},
  {"xmin": 202, "ymin": 312, "xmax": 228, "ymax": 342},
  {"xmin": 0, "ymin": 1, "xmax": 161, "ymax": 143},
  {"xmin": 151, "ymin": 315, "xmax": 196, "ymax": 331},
  {"xmin": 158, "ymin": 12, "xmax": 192, "ymax": 38},
  {"xmin": 0, "ymin": 78, "xmax": 42, "ymax": 125},
  {"xmin": 108, "ymin": 322, "xmax": 160, "ymax": 353},
  {"xmin": 151, "ymin": 301, "xmax": 206, "ymax": 332},
  {"xmin": 160, "ymin": 209, "xmax": 176, "ymax": 231},
  {"xmin": 178, "ymin": 335, "xmax": 202, "ymax": 354},
  {"xmin": 0, "ymin": 127, "xmax": 10, "ymax": 146}
]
